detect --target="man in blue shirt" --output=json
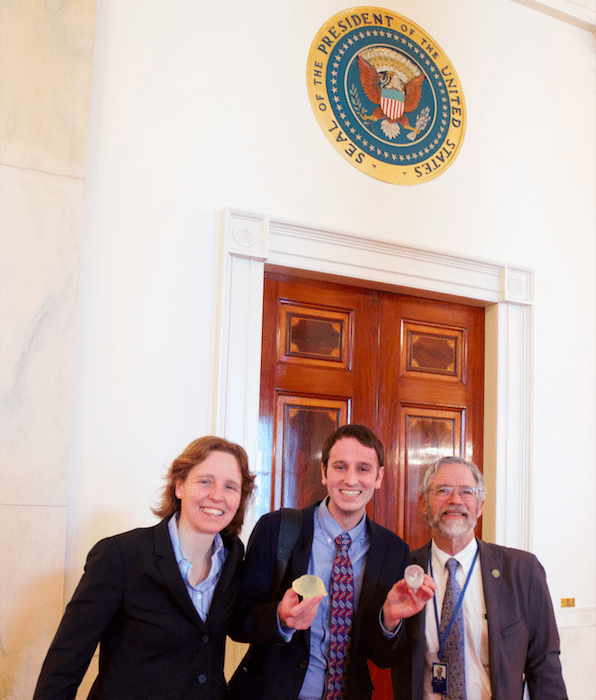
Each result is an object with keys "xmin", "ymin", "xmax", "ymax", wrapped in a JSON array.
[{"xmin": 229, "ymin": 424, "xmax": 435, "ymax": 700}]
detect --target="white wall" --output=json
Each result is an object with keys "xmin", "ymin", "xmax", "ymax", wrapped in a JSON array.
[
  {"xmin": 2, "ymin": 0, "xmax": 594, "ymax": 697},
  {"xmin": 77, "ymin": 0, "xmax": 596, "ymax": 589}
]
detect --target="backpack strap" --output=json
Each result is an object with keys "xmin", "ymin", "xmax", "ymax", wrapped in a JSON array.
[
  {"xmin": 269, "ymin": 507, "xmax": 303, "ymax": 601},
  {"xmin": 227, "ymin": 507, "xmax": 305, "ymax": 695}
]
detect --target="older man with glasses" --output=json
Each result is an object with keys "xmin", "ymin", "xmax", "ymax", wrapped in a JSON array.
[{"xmin": 391, "ymin": 456, "xmax": 568, "ymax": 700}]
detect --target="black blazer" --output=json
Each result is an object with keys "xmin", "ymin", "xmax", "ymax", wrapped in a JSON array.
[
  {"xmin": 391, "ymin": 539, "xmax": 568, "ymax": 700},
  {"xmin": 228, "ymin": 502, "xmax": 410, "ymax": 700},
  {"xmin": 33, "ymin": 517, "xmax": 244, "ymax": 700}
]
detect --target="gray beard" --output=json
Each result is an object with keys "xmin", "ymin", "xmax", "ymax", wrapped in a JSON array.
[{"xmin": 431, "ymin": 509, "xmax": 478, "ymax": 541}]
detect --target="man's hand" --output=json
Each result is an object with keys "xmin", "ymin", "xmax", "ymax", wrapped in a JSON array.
[
  {"xmin": 381, "ymin": 573, "xmax": 436, "ymax": 633},
  {"xmin": 277, "ymin": 588, "xmax": 325, "ymax": 630}
]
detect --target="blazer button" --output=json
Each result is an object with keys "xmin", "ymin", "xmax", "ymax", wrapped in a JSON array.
[
  {"xmin": 198, "ymin": 674, "xmax": 207, "ymax": 684},
  {"xmin": 299, "ymin": 659, "xmax": 308, "ymax": 669},
  {"xmin": 202, "ymin": 634, "xmax": 210, "ymax": 644}
]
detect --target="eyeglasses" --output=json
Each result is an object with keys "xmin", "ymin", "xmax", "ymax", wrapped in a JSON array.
[{"xmin": 428, "ymin": 485, "xmax": 483, "ymax": 500}]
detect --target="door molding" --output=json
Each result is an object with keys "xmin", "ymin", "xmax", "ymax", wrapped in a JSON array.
[{"xmin": 215, "ymin": 206, "xmax": 533, "ymax": 552}]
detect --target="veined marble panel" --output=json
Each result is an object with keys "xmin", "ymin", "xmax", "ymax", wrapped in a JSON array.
[
  {"xmin": 0, "ymin": 0, "xmax": 97, "ymax": 178},
  {"xmin": 0, "ymin": 504, "xmax": 67, "ymax": 700},
  {"xmin": 557, "ymin": 607, "xmax": 596, "ymax": 700},
  {"xmin": 0, "ymin": 166, "xmax": 83, "ymax": 506}
]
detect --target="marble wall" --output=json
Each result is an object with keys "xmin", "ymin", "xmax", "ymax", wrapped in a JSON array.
[{"xmin": 0, "ymin": 1, "xmax": 97, "ymax": 697}]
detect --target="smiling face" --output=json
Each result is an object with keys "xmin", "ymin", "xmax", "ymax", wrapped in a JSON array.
[
  {"xmin": 420, "ymin": 462, "xmax": 485, "ymax": 554},
  {"xmin": 175, "ymin": 450, "xmax": 242, "ymax": 537},
  {"xmin": 321, "ymin": 436, "xmax": 384, "ymax": 531}
]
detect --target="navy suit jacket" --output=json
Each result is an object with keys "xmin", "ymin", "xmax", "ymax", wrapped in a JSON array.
[
  {"xmin": 33, "ymin": 517, "xmax": 244, "ymax": 700},
  {"xmin": 391, "ymin": 539, "xmax": 568, "ymax": 700},
  {"xmin": 228, "ymin": 502, "xmax": 410, "ymax": 700}
]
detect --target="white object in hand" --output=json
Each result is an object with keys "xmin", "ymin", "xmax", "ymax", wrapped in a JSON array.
[
  {"xmin": 404, "ymin": 564, "xmax": 424, "ymax": 592},
  {"xmin": 292, "ymin": 574, "xmax": 327, "ymax": 599}
]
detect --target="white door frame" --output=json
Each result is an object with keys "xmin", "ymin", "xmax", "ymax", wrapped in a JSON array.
[{"xmin": 214, "ymin": 206, "xmax": 534, "ymax": 551}]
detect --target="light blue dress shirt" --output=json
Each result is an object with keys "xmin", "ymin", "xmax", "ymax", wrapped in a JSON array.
[
  {"xmin": 168, "ymin": 513, "xmax": 227, "ymax": 621},
  {"xmin": 297, "ymin": 498, "xmax": 370, "ymax": 699},
  {"xmin": 276, "ymin": 500, "xmax": 400, "ymax": 699}
]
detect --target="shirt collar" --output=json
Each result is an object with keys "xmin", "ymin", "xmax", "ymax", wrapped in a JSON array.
[
  {"xmin": 317, "ymin": 496, "xmax": 368, "ymax": 543},
  {"xmin": 431, "ymin": 536, "xmax": 478, "ymax": 575},
  {"xmin": 168, "ymin": 512, "xmax": 224, "ymax": 567}
]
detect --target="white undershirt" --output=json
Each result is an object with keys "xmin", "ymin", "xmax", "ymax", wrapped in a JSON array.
[{"xmin": 423, "ymin": 538, "xmax": 491, "ymax": 699}]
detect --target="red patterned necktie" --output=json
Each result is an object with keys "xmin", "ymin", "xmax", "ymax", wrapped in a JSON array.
[{"xmin": 326, "ymin": 532, "xmax": 354, "ymax": 700}]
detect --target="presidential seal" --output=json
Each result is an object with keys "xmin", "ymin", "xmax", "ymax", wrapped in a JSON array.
[{"xmin": 307, "ymin": 7, "xmax": 466, "ymax": 184}]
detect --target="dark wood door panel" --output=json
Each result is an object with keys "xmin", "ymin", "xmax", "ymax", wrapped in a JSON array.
[
  {"xmin": 273, "ymin": 365, "xmax": 357, "ymax": 395},
  {"xmin": 259, "ymin": 273, "xmax": 484, "ymax": 542},
  {"xmin": 278, "ymin": 302, "xmax": 352, "ymax": 368},
  {"xmin": 376, "ymin": 293, "xmax": 484, "ymax": 541},
  {"xmin": 274, "ymin": 397, "xmax": 347, "ymax": 510},
  {"xmin": 258, "ymin": 274, "xmax": 379, "ymax": 519},
  {"xmin": 401, "ymin": 406, "xmax": 464, "ymax": 549},
  {"xmin": 389, "ymin": 380, "xmax": 468, "ymax": 406}
]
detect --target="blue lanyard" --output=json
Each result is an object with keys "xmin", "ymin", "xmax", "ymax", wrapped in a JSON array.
[{"xmin": 429, "ymin": 546, "xmax": 479, "ymax": 661}]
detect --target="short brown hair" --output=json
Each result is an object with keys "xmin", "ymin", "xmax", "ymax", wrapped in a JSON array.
[
  {"xmin": 321, "ymin": 424, "xmax": 384, "ymax": 474},
  {"xmin": 152, "ymin": 436, "xmax": 255, "ymax": 538}
]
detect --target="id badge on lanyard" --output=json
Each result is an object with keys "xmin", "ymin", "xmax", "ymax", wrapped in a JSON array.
[{"xmin": 429, "ymin": 548, "xmax": 479, "ymax": 695}]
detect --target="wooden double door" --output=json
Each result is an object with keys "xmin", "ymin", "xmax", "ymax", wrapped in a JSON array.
[
  {"xmin": 258, "ymin": 272, "xmax": 485, "ymax": 549},
  {"xmin": 258, "ymin": 272, "xmax": 484, "ymax": 699}
]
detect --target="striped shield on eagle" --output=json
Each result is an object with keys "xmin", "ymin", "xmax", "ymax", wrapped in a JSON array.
[{"xmin": 380, "ymin": 88, "xmax": 405, "ymax": 120}]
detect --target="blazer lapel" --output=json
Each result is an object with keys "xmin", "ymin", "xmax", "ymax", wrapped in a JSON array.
[
  {"xmin": 478, "ymin": 539, "xmax": 502, "ymax": 698},
  {"xmin": 153, "ymin": 517, "xmax": 209, "ymax": 631},
  {"xmin": 205, "ymin": 536, "xmax": 243, "ymax": 625},
  {"xmin": 212, "ymin": 536, "xmax": 242, "ymax": 596},
  {"xmin": 410, "ymin": 543, "xmax": 431, "ymax": 700},
  {"xmin": 410, "ymin": 544, "xmax": 431, "ymax": 642},
  {"xmin": 358, "ymin": 517, "xmax": 383, "ymax": 614}
]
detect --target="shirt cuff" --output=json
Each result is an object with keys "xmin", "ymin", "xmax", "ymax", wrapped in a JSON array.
[
  {"xmin": 379, "ymin": 609, "xmax": 402, "ymax": 638},
  {"xmin": 277, "ymin": 612, "xmax": 296, "ymax": 642}
]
